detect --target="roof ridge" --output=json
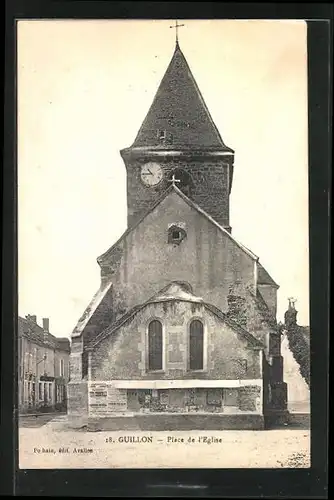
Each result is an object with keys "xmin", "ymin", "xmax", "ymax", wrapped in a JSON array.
[
  {"xmin": 204, "ymin": 302, "xmax": 263, "ymax": 349},
  {"xmin": 87, "ymin": 294, "xmax": 263, "ymax": 351},
  {"xmin": 97, "ymin": 184, "xmax": 175, "ymax": 263},
  {"xmin": 172, "ymin": 185, "xmax": 259, "ymax": 260},
  {"xmin": 87, "ymin": 303, "xmax": 144, "ymax": 350},
  {"xmin": 72, "ymin": 281, "xmax": 113, "ymax": 336},
  {"xmin": 173, "ymin": 43, "xmax": 229, "ymax": 150},
  {"xmin": 254, "ymin": 288, "xmax": 278, "ymax": 328}
]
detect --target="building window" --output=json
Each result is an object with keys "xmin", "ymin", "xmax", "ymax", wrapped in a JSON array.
[
  {"xmin": 148, "ymin": 320, "xmax": 163, "ymax": 371},
  {"xmin": 157, "ymin": 129, "xmax": 167, "ymax": 142},
  {"xmin": 38, "ymin": 382, "xmax": 43, "ymax": 401},
  {"xmin": 60, "ymin": 359, "xmax": 64, "ymax": 377},
  {"xmin": 156, "ymin": 129, "xmax": 173, "ymax": 145},
  {"xmin": 189, "ymin": 320, "xmax": 204, "ymax": 370},
  {"xmin": 167, "ymin": 225, "xmax": 187, "ymax": 245}
]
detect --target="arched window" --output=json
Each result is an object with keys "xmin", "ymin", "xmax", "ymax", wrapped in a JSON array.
[
  {"xmin": 148, "ymin": 320, "xmax": 163, "ymax": 371},
  {"xmin": 189, "ymin": 320, "xmax": 204, "ymax": 370}
]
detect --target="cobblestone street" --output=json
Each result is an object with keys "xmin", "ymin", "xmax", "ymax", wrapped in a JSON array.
[{"xmin": 19, "ymin": 413, "xmax": 67, "ymax": 428}]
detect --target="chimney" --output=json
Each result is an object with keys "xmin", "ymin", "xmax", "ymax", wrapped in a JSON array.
[
  {"xmin": 26, "ymin": 314, "xmax": 37, "ymax": 323},
  {"xmin": 42, "ymin": 318, "xmax": 49, "ymax": 333}
]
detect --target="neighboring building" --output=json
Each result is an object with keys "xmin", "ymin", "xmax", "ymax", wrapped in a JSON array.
[
  {"xmin": 282, "ymin": 300, "xmax": 310, "ymax": 413},
  {"xmin": 68, "ymin": 38, "xmax": 288, "ymax": 428},
  {"xmin": 18, "ymin": 315, "xmax": 70, "ymax": 413}
]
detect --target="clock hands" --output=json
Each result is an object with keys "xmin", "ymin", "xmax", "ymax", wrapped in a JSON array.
[{"xmin": 141, "ymin": 163, "xmax": 162, "ymax": 186}]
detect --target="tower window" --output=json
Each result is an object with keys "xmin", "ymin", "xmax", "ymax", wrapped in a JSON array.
[
  {"xmin": 157, "ymin": 129, "xmax": 173, "ymax": 145},
  {"xmin": 148, "ymin": 320, "xmax": 163, "ymax": 371},
  {"xmin": 157, "ymin": 129, "xmax": 167, "ymax": 141},
  {"xmin": 189, "ymin": 320, "xmax": 204, "ymax": 370}
]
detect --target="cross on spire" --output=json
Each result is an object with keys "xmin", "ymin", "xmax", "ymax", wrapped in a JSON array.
[
  {"xmin": 169, "ymin": 20, "xmax": 185, "ymax": 44},
  {"xmin": 168, "ymin": 174, "xmax": 181, "ymax": 187}
]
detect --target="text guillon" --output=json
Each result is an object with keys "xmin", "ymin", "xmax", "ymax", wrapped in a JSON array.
[{"xmin": 104, "ymin": 435, "xmax": 225, "ymax": 445}]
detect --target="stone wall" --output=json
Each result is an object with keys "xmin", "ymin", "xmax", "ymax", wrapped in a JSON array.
[
  {"xmin": 99, "ymin": 190, "xmax": 255, "ymax": 320},
  {"xmin": 69, "ymin": 336, "xmax": 84, "ymax": 381},
  {"xmin": 67, "ymin": 381, "xmax": 88, "ymax": 416},
  {"xmin": 125, "ymin": 157, "xmax": 232, "ymax": 229},
  {"xmin": 258, "ymin": 284, "xmax": 277, "ymax": 318},
  {"xmin": 90, "ymin": 301, "xmax": 261, "ymax": 381},
  {"xmin": 87, "ymin": 382, "xmax": 263, "ymax": 416}
]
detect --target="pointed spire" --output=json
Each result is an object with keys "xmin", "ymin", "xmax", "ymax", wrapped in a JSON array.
[{"xmin": 128, "ymin": 40, "xmax": 233, "ymax": 153}]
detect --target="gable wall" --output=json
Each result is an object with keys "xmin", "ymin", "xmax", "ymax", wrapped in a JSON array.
[
  {"xmin": 90, "ymin": 301, "xmax": 261, "ymax": 381},
  {"xmin": 103, "ymin": 192, "xmax": 255, "ymax": 319}
]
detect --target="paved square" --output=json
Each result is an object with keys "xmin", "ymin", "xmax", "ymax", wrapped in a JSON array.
[{"xmin": 19, "ymin": 420, "xmax": 310, "ymax": 469}]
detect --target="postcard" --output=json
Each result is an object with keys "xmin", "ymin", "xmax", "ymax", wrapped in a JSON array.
[{"xmin": 17, "ymin": 19, "xmax": 310, "ymax": 469}]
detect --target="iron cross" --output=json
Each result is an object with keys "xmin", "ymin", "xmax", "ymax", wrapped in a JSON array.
[
  {"xmin": 168, "ymin": 174, "xmax": 181, "ymax": 187},
  {"xmin": 170, "ymin": 20, "xmax": 185, "ymax": 44}
]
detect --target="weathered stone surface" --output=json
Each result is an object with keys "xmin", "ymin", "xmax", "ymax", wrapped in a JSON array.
[
  {"xmin": 125, "ymin": 159, "xmax": 232, "ymax": 230},
  {"xmin": 98, "ymin": 190, "xmax": 255, "ymax": 318},
  {"xmin": 91, "ymin": 300, "xmax": 261, "ymax": 381},
  {"xmin": 67, "ymin": 381, "xmax": 88, "ymax": 416},
  {"xmin": 239, "ymin": 385, "xmax": 261, "ymax": 412}
]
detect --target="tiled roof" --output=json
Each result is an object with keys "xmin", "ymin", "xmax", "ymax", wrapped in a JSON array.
[
  {"xmin": 257, "ymin": 263, "xmax": 279, "ymax": 288},
  {"xmin": 72, "ymin": 281, "xmax": 112, "ymax": 337},
  {"xmin": 18, "ymin": 317, "xmax": 70, "ymax": 352},
  {"xmin": 254, "ymin": 289, "xmax": 278, "ymax": 329},
  {"xmin": 128, "ymin": 42, "xmax": 233, "ymax": 153}
]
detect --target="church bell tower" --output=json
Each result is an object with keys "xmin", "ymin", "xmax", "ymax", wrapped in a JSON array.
[{"xmin": 120, "ymin": 38, "xmax": 235, "ymax": 232}]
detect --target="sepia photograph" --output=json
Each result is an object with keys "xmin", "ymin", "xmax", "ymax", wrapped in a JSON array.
[{"xmin": 17, "ymin": 19, "xmax": 310, "ymax": 469}]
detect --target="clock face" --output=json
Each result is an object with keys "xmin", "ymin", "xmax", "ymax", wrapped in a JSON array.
[{"xmin": 140, "ymin": 162, "xmax": 163, "ymax": 186}]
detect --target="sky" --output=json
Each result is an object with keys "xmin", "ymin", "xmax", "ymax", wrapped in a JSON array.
[{"xmin": 17, "ymin": 19, "xmax": 309, "ymax": 337}]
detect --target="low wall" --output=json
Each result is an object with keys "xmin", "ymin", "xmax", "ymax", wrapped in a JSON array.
[
  {"xmin": 85, "ymin": 413, "xmax": 265, "ymax": 431},
  {"xmin": 88, "ymin": 381, "xmax": 263, "ymax": 417}
]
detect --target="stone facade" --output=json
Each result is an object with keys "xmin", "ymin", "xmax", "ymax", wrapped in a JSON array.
[
  {"xmin": 68, "ymin": 39, "xmax": 287, "ymax": 428},
  {"xmin": 90, "ymin": 301, "xmax": 261, "ymax": 381},
  {"xmin": 18, "ymin": 316, "xmax": 70, "ymax": 413},
  {"xmin": 124, "ymin": 155, "xmax": 233, "ymax": 230},
  {"xmin": 98, "ymin": 190, "xmax": 256, "ymax": 323},
  {"xmin": 68, "ymin": 297, "xmax": 264, "ymax": 419}
]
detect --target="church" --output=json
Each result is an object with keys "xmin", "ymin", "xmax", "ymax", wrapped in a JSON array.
[{"xmin": 68, "ymin": 31, "xmax": 288, "ymax": 429}]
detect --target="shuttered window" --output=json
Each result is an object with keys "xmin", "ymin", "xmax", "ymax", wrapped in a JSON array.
[
  {"xmin": 148, "ymin": 320, "xmax": 163, "ymax": 371},
  {"xmin": 189, "ymin": 320, "xmax": 204, "ymax": 370}
]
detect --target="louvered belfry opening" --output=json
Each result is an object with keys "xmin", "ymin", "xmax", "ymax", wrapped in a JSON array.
[
  {"xmin": 189, "ymin": 319, "xmax": 204, "ymax": 370},
  {"xmin": 148, "ymin": 320, "xmax": 163, "ymax": 371}
]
